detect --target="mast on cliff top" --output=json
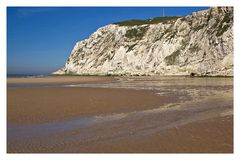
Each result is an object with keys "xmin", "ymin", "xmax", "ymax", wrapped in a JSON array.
[{"xmin": 162, "ymin": 8, "xmax": 165, "ymax": 17}]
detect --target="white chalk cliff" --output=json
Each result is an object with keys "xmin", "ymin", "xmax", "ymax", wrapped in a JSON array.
[{"xmin": 54, "ymin": 7, "xmax": 233, "ymax": 76}]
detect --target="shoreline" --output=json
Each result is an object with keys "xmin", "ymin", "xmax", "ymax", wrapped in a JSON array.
[
  {"xmin": 7, "ymin": 75, "xmax": 233, "ymax": 85},
  {"xmin": 51, "ymin": 74, "xmax": 234, "ymax": 78}
]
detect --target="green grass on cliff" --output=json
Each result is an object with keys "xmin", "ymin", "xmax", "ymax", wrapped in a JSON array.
[
  {"xmin": 125, "ymin": 27, "xmax": 148, "ymax": 39},
  {"xmin": 113, "ymin": 16, "xmax": 180, "ymax": 26}
]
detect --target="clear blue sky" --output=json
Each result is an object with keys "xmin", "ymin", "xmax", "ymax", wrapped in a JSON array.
[{"xmin": 7, "ymin": 7, "xmax": 209, "ymax": 75}]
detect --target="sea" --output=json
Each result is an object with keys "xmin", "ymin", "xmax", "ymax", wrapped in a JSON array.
[{"xmin": 7, "ymin": 74, "xmax": 47, "ymax": 78}]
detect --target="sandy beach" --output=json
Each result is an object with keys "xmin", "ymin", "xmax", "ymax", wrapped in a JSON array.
[
  {"xmin": 7, "ymin": 75, "xmax": 114, "ymax": 84},
  {"xmin": 8, "ymin": 87, "xmax": 178, "ymax": 124},
  {"xmin": 47, "ymin": 115, "xmax": 233, "ymax": 153},
  {"xmin": 7, "ymin": 76, "xmax": 233, "ymax": 153}
]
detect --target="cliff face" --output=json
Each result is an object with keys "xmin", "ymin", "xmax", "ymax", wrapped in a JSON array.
[{"xmin": 54, "ymin": 7, "xmax": 233, "ymax": 76}]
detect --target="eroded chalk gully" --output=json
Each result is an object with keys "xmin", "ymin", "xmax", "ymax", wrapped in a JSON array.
[{"xmin": 7, "ymin": 77, "xmax": 233, "ymax": 146}]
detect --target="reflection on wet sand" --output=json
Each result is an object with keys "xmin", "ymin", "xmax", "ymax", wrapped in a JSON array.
[{"xmin": 7, "ymin": 76, "xmax": 233, "ymax": 153}]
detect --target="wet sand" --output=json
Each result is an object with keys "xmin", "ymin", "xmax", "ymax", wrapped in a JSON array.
[
  {"xmin": 52, "ymin": 115, "xmax": 233, "ymax": 153},
  {"xmin": 7, "ymin": 76, "xmax": 233, "ymax": 153},
  {"xmin": 7, "ymin": 75, "xmax": 114, "ymax": 85},
  {"xmin": 8, "ymin": 87, "xmax": 178, "ymax": 124}
]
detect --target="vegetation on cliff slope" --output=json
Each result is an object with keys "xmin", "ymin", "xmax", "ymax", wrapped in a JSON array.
[
  {"xmin": 113, "ymin": 16, "xmax": 180, "ymax": 26},
  {"xmin": 125, "ymin": 26, "xmax": 149, "ymax": 39}
]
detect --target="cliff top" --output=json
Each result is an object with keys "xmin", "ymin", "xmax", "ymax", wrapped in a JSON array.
[{"xmin": 113, "ymin": 16, "xmax": 180, "ymax": 26}]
